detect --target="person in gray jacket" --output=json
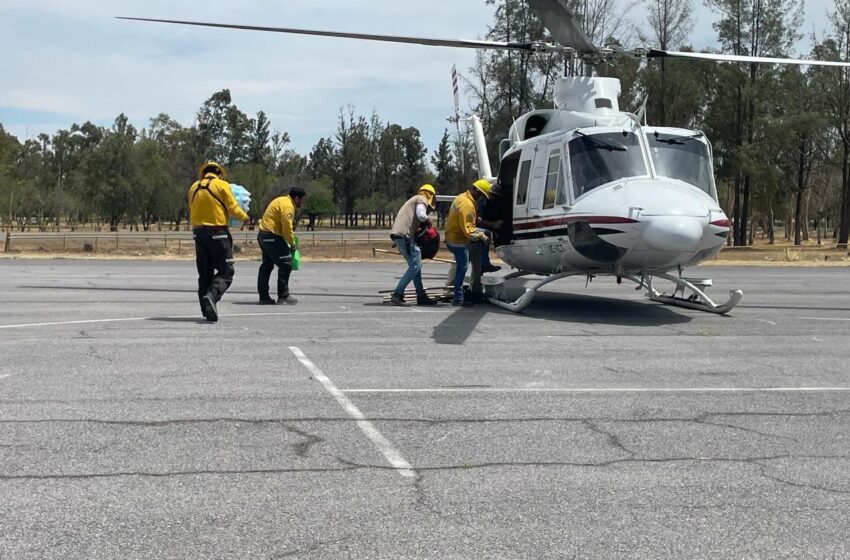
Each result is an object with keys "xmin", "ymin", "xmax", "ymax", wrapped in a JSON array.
[{"xmin": 388, "ymin": 184, "xmax": 439, "ymax": 306}]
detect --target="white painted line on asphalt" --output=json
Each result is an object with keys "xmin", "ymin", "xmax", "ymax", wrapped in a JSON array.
[
  {"xmin": 756, "ymin": 319, "xmax": 777, "ymax": 326},
  {"xmin": 0, "ymin": 317, "xmax": 150, "ymax": 329},
  {"xmin": 0, "ymin": 309, "xmax": 446, "ymax": 330},
  {"xmin": 342, "ymin": 387, "xmax": 850, "ymax": 394},
  {"xmin": 288, "ymin": 346, "xmax": 416, "ymax": 478},
  {"xmin": 799, "ymin": 317, "xmax": 850, "ymax": 322}
]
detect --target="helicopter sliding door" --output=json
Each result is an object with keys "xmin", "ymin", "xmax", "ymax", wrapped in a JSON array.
[{"xmin": 526, "ymin": 139, "xmax": 569, "ymax": 219}]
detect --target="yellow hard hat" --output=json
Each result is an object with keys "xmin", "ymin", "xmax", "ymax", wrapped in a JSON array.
[
  {"xmin": 197, "ymin": 161, "xmax": 227, "ymax": 180},
  {"xmin": 418, "ymin": 184, "xmax": 436, "ymax": 196},
  {"xmin": 472, "ymin": 178, "xmax": 491, "ymax": 198}
]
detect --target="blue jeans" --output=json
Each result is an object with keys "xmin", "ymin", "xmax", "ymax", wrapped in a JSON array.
[
  {"xmin": 393, "ymin": 237, "xmax": 425, "ymax": 297},
  {"xmin": 446, "ymin": 242, "xmax": 469, "ymax": 303}
]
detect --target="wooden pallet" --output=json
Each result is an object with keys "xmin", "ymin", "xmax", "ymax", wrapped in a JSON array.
[{"xmin": 380, "ymin": 285, "xmax": 454, "ymax": 303}]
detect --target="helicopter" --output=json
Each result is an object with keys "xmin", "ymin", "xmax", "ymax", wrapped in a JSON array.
[{"xmin": 119, "ymin": 0, "xmax": 850, "ymax": 314}]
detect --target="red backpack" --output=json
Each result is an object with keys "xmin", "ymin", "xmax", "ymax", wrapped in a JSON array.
[{"xmin": 415, "ymin": 224, "xmax": 441, "ymax": 259}]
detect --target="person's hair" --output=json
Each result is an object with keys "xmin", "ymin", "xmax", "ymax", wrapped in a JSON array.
[
  {"xmin": 289, "ymin": 186, "xmax": 307, "ymax": 199},
  {"xmin": 203, "ymin": 165, "xmax": 222, "ymax": 176}
]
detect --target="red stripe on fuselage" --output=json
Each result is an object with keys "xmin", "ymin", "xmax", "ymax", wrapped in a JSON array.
[
  {"xmin": 513, "ymin": 215, "xmax": 639, "ymax": 232},
  {"xmin": 710, "ymin": 218, "xmax": 730, "ymax": 227}
]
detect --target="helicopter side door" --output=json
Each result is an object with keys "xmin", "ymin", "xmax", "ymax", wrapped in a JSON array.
[{"xmin": 511, "ymin": 148, "xmax": 535, "ymax": 227}]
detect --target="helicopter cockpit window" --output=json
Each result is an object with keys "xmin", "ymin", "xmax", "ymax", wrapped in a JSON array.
[
  {"xmin": 647, "ymin": 132, "xmax": 714, "ymax": 196},
  {"xmin": 515, "ymin": 160, "xmax": 532, "ymax": 206},
  {"xmin": 543, "ymin": 149, "xmax": 566, "ymax": 209},
  {"xmin": 569, "ymin": 131, "xmax": 647, "ymax": 197}
]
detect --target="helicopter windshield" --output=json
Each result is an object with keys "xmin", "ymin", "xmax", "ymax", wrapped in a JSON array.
[
  {"xmin": 569, "ymin": 131, "xmax": 648, "ymax": 197},
  {"xmin": 647, "ymin": 132, "xmax": 715, "ymax": 196}
]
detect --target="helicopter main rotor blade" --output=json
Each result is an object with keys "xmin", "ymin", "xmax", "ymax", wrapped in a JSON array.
[
  {"xmin": 647, "ymin": 48, "xmax": 850, "ymax": 68},
  {"xmin": 116, "ymin": 17, "xmax": 537, "ymax": 52},
  {"xmin": 526, "ymin": 0, "xmax": 598, "ymax": 54}
]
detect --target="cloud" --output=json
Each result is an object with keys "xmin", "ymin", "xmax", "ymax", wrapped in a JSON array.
[
  {"xmin": 1, "ymin": 0, "xmax": 498, "ymax": 154},
  {"xmin": 1, "ymin": 0, "xmax": 835, "ymax": 156}
]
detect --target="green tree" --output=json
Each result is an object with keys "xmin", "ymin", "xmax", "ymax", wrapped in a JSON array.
[{"xmin": 301, "ymin": 178, "xmax": 336, "ymax": 230}]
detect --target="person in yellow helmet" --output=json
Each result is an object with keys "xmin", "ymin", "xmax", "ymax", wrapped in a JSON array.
[
  {"xmin": 256, "ymin": 186, "xmax": 306, "ymax": 305},
  {"xmin": 387, "ymin": 184, "xmax": 438, "ymax": 306},
  {"xmin": 188, "ymin": 161, "xmax": 249, "ymax": 322},
  {"xmin": 444, "ymin": 179, "xmax": 490, "ymax": 306}
]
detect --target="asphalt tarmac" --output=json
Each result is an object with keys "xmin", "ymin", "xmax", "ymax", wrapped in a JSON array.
[{"xmin": 1, "ymin": 259, "xmax": 849, "ymax": 559}]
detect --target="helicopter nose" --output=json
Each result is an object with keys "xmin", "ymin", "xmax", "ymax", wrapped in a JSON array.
[{"xmin": 641, "ymin": 216, "xmax": 704, "ymax": 252}]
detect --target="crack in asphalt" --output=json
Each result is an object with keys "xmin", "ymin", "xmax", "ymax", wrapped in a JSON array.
[
  {"xmin": 584, "ymin": 419, "xmax": 635, "ymax": 456},
  {"xmin": 752, "ymin": 459, "xmax": 850, "ymax": 496},
  {"xmin": 4, "ymin": 409, "xmax": 850, "ymax": 425},
  {"xmin": 412, "ymin": 473, "xmax": 441, "ymax": 516},
  {"xmin": 4, "ymin": 455, "xmax": 850, "ymax": 497},
  {"xmin": 0, "ymin": 465, "xmax": 361, "ymax": 481},
  {"xmin": 283, "ymin": 424, "xmax": 323, "ymax": 458}
]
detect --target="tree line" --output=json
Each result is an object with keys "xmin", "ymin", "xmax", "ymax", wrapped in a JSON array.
[
  {"xmin": 470, "ymin": 0, "xmax": 850, "ymax": 246},
  {"xmin": 0, "ymin": 88, "xmax": 476, "ymax": 232},
  {"xmin": 3, "ymin": 0, "xmax": 850, "ymax": 245}
]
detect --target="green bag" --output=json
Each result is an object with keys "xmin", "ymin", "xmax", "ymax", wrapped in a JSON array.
[{"xmin": 291, "ymin": 235, "xmax": 300, "ymax": 270}]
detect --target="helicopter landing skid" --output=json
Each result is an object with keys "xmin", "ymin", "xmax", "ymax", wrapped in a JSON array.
[
  {"xmin": 624, "ymin": 272, "xmax": 743, "ymax": 314},
  {"xmin": 483, "ymin": 271, "xmax": 576, "ymax": 313}
]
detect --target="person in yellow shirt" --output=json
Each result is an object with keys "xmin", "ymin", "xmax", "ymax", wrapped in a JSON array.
[
  {"xmin": 444, "ymin": 179, "xmax": 490, "ymax": 306},
  {"xmin": 257, "ymin": 186, "xmax": 306, "ymax": 305},
  {"xmin": 188, "ymin": 161, "xmax": 249, "ymax": 322}
]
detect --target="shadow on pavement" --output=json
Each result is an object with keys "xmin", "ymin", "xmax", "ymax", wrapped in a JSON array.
[{"xmin": 430, "ymin": 290, "xmax": 693, "ymax": 345}]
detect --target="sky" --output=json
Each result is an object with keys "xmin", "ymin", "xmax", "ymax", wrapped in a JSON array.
[{"xmin": 0, "ymin": 1, "xmax": 837, "ymax": 158}]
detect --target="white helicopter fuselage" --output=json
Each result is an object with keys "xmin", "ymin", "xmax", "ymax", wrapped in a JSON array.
[
  {"xmin": 483, "ymin": 77, "xmax": 729, "ymax": 279},
  {"xmin": 501, "ymin": 177, "xmax": 729, "ymax": 275}
]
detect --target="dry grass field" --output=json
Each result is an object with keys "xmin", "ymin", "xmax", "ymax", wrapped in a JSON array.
[{"xmin": 3, "ymin": 230, "xmax": 850, "ymax": 265}]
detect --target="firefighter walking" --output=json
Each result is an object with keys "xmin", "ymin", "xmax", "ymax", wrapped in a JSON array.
[
  {"xmin": 188, "ymin": 161, "xmax": 248, "ymax": 322},
  {"xmin": 257, "ymin": 186, "xmax": 306, "ymax": 305}
]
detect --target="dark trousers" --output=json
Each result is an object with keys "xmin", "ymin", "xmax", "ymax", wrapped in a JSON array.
[
  {"xmin": 257, "ymin": 231, "xmax": 292, "ymax": 299},
  {"xmin": 194, "ymin": 227, "xmax": 234, "ymax": 308}
]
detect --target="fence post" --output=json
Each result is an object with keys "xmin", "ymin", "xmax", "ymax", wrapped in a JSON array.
[{"xmin": 3, "ymin": 233, "xmax": 10, "ymax": 253}]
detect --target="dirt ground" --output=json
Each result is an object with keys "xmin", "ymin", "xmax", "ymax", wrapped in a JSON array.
[{"xmin": 3, "ymin": 236, "xmax": 850, "ymax": 266}]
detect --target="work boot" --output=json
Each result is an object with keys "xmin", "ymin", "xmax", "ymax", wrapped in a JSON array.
[
  {"xmin": 416, "ymin": 294, "xmax": 438, "ymax": 306},
  {"xmin": 277, "ymin": 295, "xmax": 298, "ymax": 305},
  {"xmin": 482, "ymin": 264, "xmax": 502, "ymax": 273},
  {"xmin": 470, "ymin": 290, "xmax": 486, "ymax": 304},
  {"xmin": 201, "ymin": 294, "xmax": 218, "ymax": 322},
  {"xmin": 390, "ymin": 293, "xmax": 407, "ymax": 306},
  {"xmin": 258, "ymin": 297, "xmax": 277, "ymax": 305}
]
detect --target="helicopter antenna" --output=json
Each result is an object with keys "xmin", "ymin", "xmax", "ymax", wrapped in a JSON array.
[{"xmin": 450, "ymin": 65, "xmax": 465, "ymax": 176}]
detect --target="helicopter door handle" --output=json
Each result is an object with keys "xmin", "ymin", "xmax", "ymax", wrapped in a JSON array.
[{"xmin": 629, "ymin": 206, "xmax": 643, "ymax": 219}]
